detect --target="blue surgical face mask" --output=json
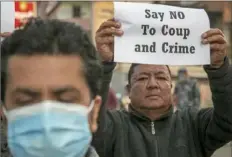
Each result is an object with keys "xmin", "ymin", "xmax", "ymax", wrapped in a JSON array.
[{"xmin": 4, "ymin": 100, "xmax": 94, "ymax": 157}]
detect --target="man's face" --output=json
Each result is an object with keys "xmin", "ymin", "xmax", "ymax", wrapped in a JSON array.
[
  {"xmin": 128, "ymin": 65, "xmax": 172, "ymax": 110},
  {"xmin": 178, "ymin": 71, "xmax": 188, "ymax": 81},
  {"xmin": 4, "ymin": 55, "xmax": 101, "ymax": 132}
]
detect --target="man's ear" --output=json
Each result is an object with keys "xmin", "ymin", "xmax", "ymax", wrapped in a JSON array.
[
  {"xmin": 89, "ymin": 96, "xmax": 102, "ymax": 133},
  {"xmin": 0, "ymin": 105, "xmax": 7, "ymax": 124}
]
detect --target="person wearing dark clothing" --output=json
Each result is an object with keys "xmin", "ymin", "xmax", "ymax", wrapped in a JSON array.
[
  {"xmin": 92, "ymin": 19, "xmax": 232, "ymax": 157},
  {"xmin": 174, "ymin": 68, "xmax": 201, "ymax": 110},
  {"xmin": 1, "ymin": 18, "xmax": 101, "ymax": 157}
]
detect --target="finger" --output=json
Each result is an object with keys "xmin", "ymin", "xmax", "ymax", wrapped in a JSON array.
[
  {"xmin": 202, "ymin": 35, "xmax": 226, "ymax": 44},
  {"xmin": 97, "ymin": 27, "xmax": 123, "ymax": 37},
  {"xmin": 98, "ymin": 20, "xmax": 121, "ymax": 31},
  {"xmin": 106, "ymin": 18, "xmax": 115, "ymax": 21},
  {"xmin": 201, "ymin": 28, "xmax": 224, "ymax": 39},
  {"xmin": 203, "ymin": 28, "xmax": 224, "ymax": 38},
  {"xmin": 210, "ymin": 43, "xmax": 226, "ymax": 51},
  {"xmin": 96, "ymin": 36, "xmax": 114, "ymax": 44},
  {"xmin": 106, "ymin": 18, "xmax": 120, "ymax": 23}
]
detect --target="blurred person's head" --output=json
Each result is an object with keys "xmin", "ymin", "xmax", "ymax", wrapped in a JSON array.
[
  {"xmin": 126, "ymin": 64, "xmax": 172, "ymax": 120},
  {"xmin": 177, "ymin": 67, "xmax": 188, "ymax": 81},
  {"xmin": 1, "ymin": 18, "xmax": 102, "ymax": 157},
  {"xmin": 106, "ymin": 88, "xmax": 118, "ymax": 110},
  {"xmin": 121, "ymin": 96, "xmax": 130, "ymax": 111}
]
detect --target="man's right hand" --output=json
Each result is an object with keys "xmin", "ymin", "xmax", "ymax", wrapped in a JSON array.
[{"xmin": 95, "ymin": 19, "xmax": 123, "ymax": 62}]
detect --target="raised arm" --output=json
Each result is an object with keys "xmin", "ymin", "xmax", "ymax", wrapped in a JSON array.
[
  {"xmin": 193, "ymin": 29, "xmax": 232, "ymax": 156},
  {"xmin": 91, "ymin": 19, "xmax": 123, "ymax": 157}
]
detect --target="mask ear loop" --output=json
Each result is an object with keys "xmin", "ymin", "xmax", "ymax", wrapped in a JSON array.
[
  {"xmin": 2, "ymin": 107, "xmax": 8, "ymax": 119},
  {"xmin": 87, "ymin": 101, "xmax": 94, "ymax": 113},
  {"xmin": 0, "ymin": 100, "xmax": 7, "ymax": 117}
]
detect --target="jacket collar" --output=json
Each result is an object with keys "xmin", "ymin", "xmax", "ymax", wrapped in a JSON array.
[{"xmin": 128, "ymin": 104, "xmax": 174, "ymax": 122}]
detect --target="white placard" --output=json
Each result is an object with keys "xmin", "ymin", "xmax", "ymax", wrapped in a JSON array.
[
  {"xmin": 1, "ymin": 2, "xmax": 15, "ymax": 33},
  {"xmin": 114, "ymin": 2, "xmax": 210, "ymax": 65}
]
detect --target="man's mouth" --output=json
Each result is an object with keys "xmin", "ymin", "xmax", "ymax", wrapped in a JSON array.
[{"xmin": 146, "ymin": 95, "xmax": 160, "ymax": 98}]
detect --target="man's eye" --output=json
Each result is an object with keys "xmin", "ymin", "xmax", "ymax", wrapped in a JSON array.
[
  {"xmin": 157, "ymin": 77, "xmax": 166, "ymax": 80},
  {"xmin": 58, "ymin": 96, "xmax": 79, "ymax": 103},
  {"xmin": 15, "ymin": 97, "xmax": 34, "ymax": 106},
  {"xmin": 138, "ymin": 77, "xmax": 148, "ymax": 81},
  {"xmin": 59, "ymin": 99, "xmax": 76, "ymax": 103}
]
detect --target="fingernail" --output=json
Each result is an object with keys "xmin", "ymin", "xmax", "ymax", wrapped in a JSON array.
[
  {"xmin": 117, "ymin": 30, "xmax": 123, "ymax": 33},
  {"xmin": 202, "ymin": 33, "xmax": 207, "ymax": 38},
  {"xmin": 202, "ymin": 39, "xmax": 208, "ymax": 44},
  {"xmin": 116, "ymin": 22, "xmax": 121, "ymax": 27}
]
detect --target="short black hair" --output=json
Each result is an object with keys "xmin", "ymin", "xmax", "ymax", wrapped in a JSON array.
[
  {"xmin": 1, "ymin": 18, "xmax": 102, "ymax": 102},
  {"xmin": 128, "ymin": 64, "xmax": 171, "ymax": 85},
  {"xmin": 178, "ymin": 67, "xmax": 188, "ymax": 75}
]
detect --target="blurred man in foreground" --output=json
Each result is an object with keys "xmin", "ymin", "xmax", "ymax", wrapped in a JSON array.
[
  {"xmin": 1, "ymin": 18, "xmax": 102, "ymax": 157},
  {"xmin": 92, "ymin": 19, "xmax": 232, "ymax": 157},
  {"xmin": 174, "ymin": 67, "xmax": 201, "ymax": 110}
]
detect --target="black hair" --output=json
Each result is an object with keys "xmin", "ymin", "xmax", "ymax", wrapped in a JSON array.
[
  {"xmin": 128, "ymin": 63, "xmax": 172, "ymax": 85},
  {"xmin": 1, "ymin": 17, "xmax": 102, "ymax": 102},
  {"xmin": 178, "ymin": 67, "xmax": 188, "ymax": 75}
]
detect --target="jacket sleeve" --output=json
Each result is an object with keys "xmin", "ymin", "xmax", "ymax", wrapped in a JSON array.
[
  {"xmin": 194, "ymin": 57, "xmax": 232, "ymax": 157},
  {"xmin": 92, "ymin": 62, "xmax": 116, "ymax": 157}
]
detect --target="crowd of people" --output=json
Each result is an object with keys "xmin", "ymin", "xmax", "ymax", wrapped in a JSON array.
[{"xmin": 0, "ymin": 9, "xmax": 231, "ymax": 157}]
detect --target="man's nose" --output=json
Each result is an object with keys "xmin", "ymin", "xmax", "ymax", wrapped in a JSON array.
[
  {"xmin": 41, "ymin": 89, "xmax": 55, "ymax": 101},
  {"xmin": 146, "ymin": 77, "xmax": 159, "ymax": 89}
]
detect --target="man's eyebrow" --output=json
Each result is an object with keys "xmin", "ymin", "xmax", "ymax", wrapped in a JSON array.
[
  {"xmin": 11, "ymin": 88, "xmax": 40, "ymax": 96},
  {"xmin": 52, "ymin": 86, "xmax": 80, "ymax": 94},
  {"xmin": 137, "ymin": 71, "xmax": 168, "ymax": 76},
  {"xmin": 155, "ymin": 71, "xmax": 167, "ymax": 75},
  {"xmin": 131, "ymin": 72, "xmax": 149, "ymax": 80}
]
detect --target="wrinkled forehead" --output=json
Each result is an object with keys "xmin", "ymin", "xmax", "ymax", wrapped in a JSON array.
[{"xmin": 133, "ymin": 64, "xmax": 169, "ymax": 75}]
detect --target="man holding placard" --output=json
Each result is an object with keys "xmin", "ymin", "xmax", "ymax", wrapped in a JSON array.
[{"xmin": 92, "ymin": 2, "xmax": 232, "ymax": 157}]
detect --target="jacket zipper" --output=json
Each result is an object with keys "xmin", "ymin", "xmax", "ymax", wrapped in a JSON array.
[
  {"xmin": 151, "ymin": 121, "xmax": 155, "ymax": 135},
  {"xmin": 151, "ymin": 121, "xmax": 159, "ymax": 157}
]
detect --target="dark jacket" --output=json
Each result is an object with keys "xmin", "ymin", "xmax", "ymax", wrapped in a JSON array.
[
  {"xmin": 86, "ymin": 147, "xmax": 99, "ymax": 157},
  {"xmin": 92, "ymin": 58, "xmax": 232, "ymax": 157}
]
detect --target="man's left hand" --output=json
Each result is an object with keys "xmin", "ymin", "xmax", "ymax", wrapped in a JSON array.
[{"xmin": 202, "ymin": 28, "xmax": 227, "ymax": 68}]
